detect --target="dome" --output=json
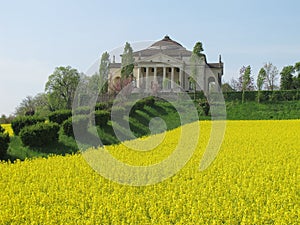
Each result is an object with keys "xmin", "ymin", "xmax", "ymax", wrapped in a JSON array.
[{"xmin": 149, "ymin": 35, "xmax": 184, "ymax": 50}]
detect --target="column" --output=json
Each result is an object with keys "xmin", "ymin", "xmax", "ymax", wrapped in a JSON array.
[
  {"xmin": 179, "ymin": 67, "xmax": 183, "ymax": 89},
  {"xmin": 171, "ymin": 67, "xmax": 174, "ymax": 90},
  {"xmin": 146, "ymin": 67, "xmax": 149, "ymax": 91},
  {"xmin": 137, "ymin": 67, "xmax": 141, "ymax": 88},
  {"xmin": 154, "ymin": 67, "xmax": 157, "ymax": 82},
  {"xmin": 163, "ymin": 67, "xmax": 166, "ymax": 90}
]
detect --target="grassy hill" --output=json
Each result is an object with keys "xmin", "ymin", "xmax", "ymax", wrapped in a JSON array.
[{"xmin": 2, "ymin": 98, "xmax": 300, "ymax": 161}]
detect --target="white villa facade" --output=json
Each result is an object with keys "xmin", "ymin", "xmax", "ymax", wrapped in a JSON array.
[{"xmin": 108, "ymin": 36, "xmax": 223, "ymax": 94}]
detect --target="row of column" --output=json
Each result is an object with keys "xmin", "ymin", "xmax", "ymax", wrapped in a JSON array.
[{"xmin": 136, "ymin": 66, "xmax": 183, "ymax": 90}]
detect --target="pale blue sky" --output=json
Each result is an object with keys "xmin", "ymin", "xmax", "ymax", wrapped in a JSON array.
[{"xmin": 1, "ymin": 0, "xmax": 299, "ymax": 115}]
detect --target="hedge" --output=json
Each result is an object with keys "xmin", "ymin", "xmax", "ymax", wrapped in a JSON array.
[
  {"xmin": 48, "ymin": 110, "xmax": 72, "ymax": 124},
  {"xmin": 19, "ymin": 122, "xmax": 60, "ymax": 148},
  {"xmin": 223, "ymin": 90, "xmax": 300, "ymax": 102},
  {"xmin": 0, "ymin": 127, "xmax": 10, "ymax": 158},
  {"xmin": 94, "ymin": 110, "xmax": 110, "ymax": 127},
  {"xmin": 11, "ymin": 116, "xmax": 45, "ymax": 135},
  {"xmin": 62, "ymin": 116, "xmax": 89, "ymax": 137}
]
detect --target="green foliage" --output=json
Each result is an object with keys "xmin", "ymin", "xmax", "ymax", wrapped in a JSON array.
[
  {"xmin": 280, "ymin": 66, "xmax": 294, "ymax": 90},
  {"xmin": 0, "ymin": 127, "xmax": 10, "ymax": 158},
  {"xmin": 99, "ymin": 52, "xmax": 110, "ymax": 93},
  {"xmin": 48, "ymin": 110, "xmax": 72, "ymax": 124},
  {"xmin": 94, "ymin": 110, "xmax": 110, "ymax": 127},
  {"xmin": 198, "ymin": 99, "xmax": 210, "ymax": 116},
  {"xmin": 111, "ymin": 106, "xmax": 126, "ymax": 121},
  {"xmin": 226, "ymin": 100, "xmax": 300, "ymax": 120},
  {"xmin": 133, "ymin": 100, "xmax": 146, "ymax": 111},
  {"xmin": 74, "ymin": 106, "xmax": 91, "ymax": 115},
  {"xmin": 192, "ymin": 41, "xmax": 204, "ymax": 57},
  {"xmin": 121, "ymin": 42, "xmax": 134, "ymax": 79},
  {"xmin": 257, "ymin": 68, "xmax": 266, "ymax": 91},
  {"xmin": 19, "ymin": 122, "xmax": 60, "ymax": 148},
  {"xmin": 221, "ymin": 83, "xmax": 235, "ymax": 92},
  {"xmin": 240, "ymin": 65, "xmax": 252, "ymax": 103},
  {"xmin": 144, "ymin": 96, "xmax": 155, "ymax": 106},
  {"xmin": 224, "ymin": 90, "xmax": 300, "ymax": 102},
  {"xmin": 11, "ymin": 116, "xmax": 45, "ymax": 135},
  {"xmin": 45, "ymin": 66, "xmax": 80, "ymax": 110},
  {"xmin": 62, "ymin": 116, "xmax": 89, "ymax": 137},
  {"xmin": 95, "ymin": 102, "xmax": 110, "ymax": 111}
]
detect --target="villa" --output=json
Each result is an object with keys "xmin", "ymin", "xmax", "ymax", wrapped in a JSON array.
[{"xmin": 108, "ymin": 35, "xmax": 223, "ymax": 94}]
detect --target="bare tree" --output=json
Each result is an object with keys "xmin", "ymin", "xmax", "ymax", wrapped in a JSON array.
[{"xmin": 263, "ymin": 62, "xmax": 279, "ymax": 91}]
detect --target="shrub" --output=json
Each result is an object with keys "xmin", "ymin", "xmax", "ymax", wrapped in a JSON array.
[
  {"xmin": 144, "ymin": 96, "xmax": 155, "ymax": 106},
  {"xmin": 62, "ymin": 116, "xmax": 89, "ymax": 137},
  {"xmin": 131, "ymin": 99, "xmax": 146, "ymax": 111},
  {"xmin": 111, "ymin": 106, "xmax": 126, "ymax": 121},
  {"xmin": 95, "ymin": 102, "xmax": 110, "ymax": 111},
  {"xmin": 11, "ymin": 116, "xmax": 45, "ymax": 135},
  {"xmin": 74, "ymin": 106, "xmax": 90, "ymax": 115},
  {"xmin": 48, "ymin": 110, "xmax": 72, "ymax": 124},
  {"xmin": 0, "ymin": 127, "xmax": 10, "ymax": 158},
  {"xmin": 94, "ymin": 110, "xmax": 110, "ymax": 127},
  {"xmin": 19, "ymin": 122, "xmax": 60, "ymax": 148}
]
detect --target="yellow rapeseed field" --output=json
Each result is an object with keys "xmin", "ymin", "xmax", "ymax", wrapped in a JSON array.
[
  {"xmin": 0, "ymin": 120, "xmax": 299, "ymax": 224},
  {"xmin": 0, "ymin": 124, "xmax": 13, "ymax": 136}
]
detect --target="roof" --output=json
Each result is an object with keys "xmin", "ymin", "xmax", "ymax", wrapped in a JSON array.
[
  {"xmin": 132, "ymin": 35, "xmax": 192, "ymax": 58},
  {"xmin": 208, "ymin": 62, "xmax": 223, "ymax": 69},
  {"xmin": 150, "ymin": 35, "xmax": 183, "ymax": 48}
]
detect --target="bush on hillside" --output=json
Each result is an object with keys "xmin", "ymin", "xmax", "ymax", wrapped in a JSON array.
[
  {"xmin": 62, "ymin": 116, "xmax": 89, "ymax": 137},
  {"xmin": 0, "ymin": 127, "xmax": 10, "ymax": 159},
  {"xmin": 94, "ymin": 110, "xmax": 110, "ymax": 127},
  {"xmin": 11, "ymin": 116, "xmax": 45, "ymax": 135},
  {"xmin": 48, "ymin": 110, "xmax": 72, "ymax": 124},
  {"xmin": 19, "ymin": 122, "xmax": 60, "ymax": 148}
]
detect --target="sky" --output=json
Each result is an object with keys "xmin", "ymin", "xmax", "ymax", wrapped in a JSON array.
[{"xmin": 0, "ymin": 0, "xmax": 300, "ymax": 116}]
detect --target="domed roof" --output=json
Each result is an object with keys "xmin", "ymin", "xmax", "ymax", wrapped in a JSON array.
[
  {"xmin": 149, "ymin": 35, "xmax": 184, "ymax": 49},
  {"xmin": 132, "ymin": 35, "xmax": 192, "ymax": 58}
]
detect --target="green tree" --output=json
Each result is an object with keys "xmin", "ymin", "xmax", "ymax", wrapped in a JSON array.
[
  {"xmin": 292, "ymin": 62, "xmax": 300, "ymax": 89},
  {"xmin": 280, "ymin": 65, "xmax": 294, "ymax": 90},
  {"xmin": 257, "ymin": 68, "xmax": 266, "ymax": 103},
  {"xmin": 241, "ymin": 65, "xmax": 251, "ymax": 104},
  {"xmin": 190, "ymin": 42, "xmax": 204, "ymax": 99},
  {"xmin": 121, "ymin": 42, "xmax": 134, "ymax": 79},
  {"xmin": 193, "ymin": 42, "xmax": 204, "ymax": 57},
  {"xmin": 99, "ymin": 52, "xmax": 110, "ymax": 93},
  {"xmin": 221, "ymin": 83, "xmax": 235, "ymax": 92},
  {"xmin": 45, "ymin": 66, "xmax": 80, "ymax": 110}
]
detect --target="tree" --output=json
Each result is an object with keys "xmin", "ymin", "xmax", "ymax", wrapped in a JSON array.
[
  {"xmin": 190, "ymin": 42, "xmax": 205, "ymax": 99},
  {"xmin": 280, "ymin": 65, "xmax": 294, "ymax": 90},
  {"xmin": 193, "ymin": 42, "xmax": 204, "ymax": 57},
  {"xmin": 230, "ymin": 77, "xmax": 239, "ymax": 91},
  {"xmin": 241, "ymin": 65, "xmax": 252, "ymax": 103},
  {"xmin": 221, "ymin": 83, "xmax": 235, "ymax": 92},
  {"xmin": 15, "ymin": 93, "xmax": 51, "ymax": 117},
  {"xmin": 45, "ymin": 66, "xmax": 80, "ymax": 110},
  {"xmin": 99, "ymin": 52, "xmax": 110, "ymax": 93},
  {"xmin": 15, "ymin": 96, "xmax": 35, "ymax": 116},
  {"xmin": 121, "ymin": 42, "xmax": 134, "ymax": 79},
  {"xmin": 256, "ymin": 68, "xmax": 266, "ymax": 103},
  {"xmin": 263, "ymin": 62, "xmax": 279, "ymax": 91},
  {"xmin": 292, "ymin": 62, "xmax": 300, "ymax": 89}
]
